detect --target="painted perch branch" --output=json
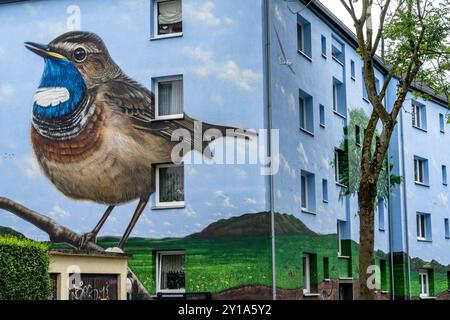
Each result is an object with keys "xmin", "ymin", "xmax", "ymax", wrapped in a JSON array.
[{"xmin": 0, "ymin": 196, "xmax": 151, "ymax": 300}]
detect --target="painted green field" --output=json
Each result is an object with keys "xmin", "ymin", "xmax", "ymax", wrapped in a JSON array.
[{"xmin": 98, "ymin": 233, "xmax": 341, "ymax": 294}]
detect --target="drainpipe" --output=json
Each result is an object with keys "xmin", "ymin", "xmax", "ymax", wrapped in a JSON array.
[
  {"xmin": 387, "ymin": 145, "xmax": 395, "ymax": 299},
  {"xmin": 263, "ymin": 0, "xmax": 276, "ymax": 300},
  {"xmin": 399, "ymin": 110, "xmax": 412, "ymax": 299}
]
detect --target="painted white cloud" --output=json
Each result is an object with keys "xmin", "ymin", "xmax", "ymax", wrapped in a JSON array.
[
  {"xmin": 182, "ymin": 204, "xmax": 197, "ymax": 218},
  {"xmin": 17, "ymin": 155, "xmax": 41, "ymax": 179},
  {"xmin": 185, "ymin": 1, "xmax": 233, "ymax": 27},
  {"xmin": 49, "ymin": 204, "xmax": 70, "ymax": 218},
  {"xmin": 288, "ymin": 94, "xmax": 296, "ymax": 113},
  {"xmin": 214, "ymin": 190, "xmax": 236, "ymax": 209},
  {"xmin": 140, "ymin": 214, "xmax": 155, "ymax": 227},
  {"xmin": 437, "ymin": 192, "xmax": 449, "ymax": 208},
  {"xmin": 183, "ymin": 47, "xmax": 261, "ymax": 91},
  {"xmin": 297, "ymin": 143, "xmax": 309, "ymax": 165},
  {"xmin": 280, "ymin": 154, "xmax": 296, "ymax": 178},
  {"xmin": 0, "ymin": 84, "xmax": 14, "ymax": 101},
  {"xmin": 38, "ymin": 21, "xmax": 67, "ymax": 40}
]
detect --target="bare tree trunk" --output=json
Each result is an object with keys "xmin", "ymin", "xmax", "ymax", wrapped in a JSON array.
[{"xmin": 0, "ymin": 196, "xmax": 151, "ymax": 300}]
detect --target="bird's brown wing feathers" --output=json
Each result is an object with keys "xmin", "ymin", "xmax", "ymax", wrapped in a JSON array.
[
  {"xmin": 101, "ymin": 78, "xmax": 254, "ymax": 158},
  {"xmin": 102, "ymin": 77, "xmax": 154, "ymax": 122}
]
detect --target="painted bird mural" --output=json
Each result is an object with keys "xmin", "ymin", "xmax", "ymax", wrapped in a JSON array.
[{"xmin": 25, "ymin": 31, "xmax": 248, "ymax": 250}]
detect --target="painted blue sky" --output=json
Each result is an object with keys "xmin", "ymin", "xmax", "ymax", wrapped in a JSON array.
[{"xmin": 0, "ymin": 0, "xmax": 268, "ymax": 241}]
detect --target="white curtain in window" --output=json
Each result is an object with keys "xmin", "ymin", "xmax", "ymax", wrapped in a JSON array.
[
  {"xmin": 161, "ymin": 254, "xmax": 184, "ymax": 290},
  {"xmin": 159, "ymin": 166, "xmax": 184, "ymax": 202},
  {"xmin": 158, "ymin": 0, "xmax": 182, "ymax": 25},
  {"xmin": 158, "ymin": 80, "xmax": 183, "ymax": 116}
]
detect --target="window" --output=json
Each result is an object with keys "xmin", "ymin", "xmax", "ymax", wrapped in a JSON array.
[
  {"xmin": 321, "ymin": 35, "xmax": 327, "ymax": 58},
  {"xmin": 323, "ymin": 257, "xmax": 330, "ymax": 280},
  {"xmin": 414, "ymin": 156, "xmax": 429, "ymax": 185},
  {"xmin": 362, "ymin": 69, "xmax": 368, "ymax": 101},
  {"xmin": 440, "ymin": 113, "xmax": 445, "ymax": 133},
  {"xmin": 337, "ymin": 221, "xmax": 343, "ymax": 256},
  {"xmin": 154, "ymin": 76, "xmax": 183, "ymax": 120},
  {"xmin": 302, "ymin": 253, "xmax": 317, "ymax": 294},
  {"xmin": 412, "ymin": 100, "xmax": 427, "ymax": 130},
  {"xmin": 156, "ymin": 164, "xmax": 184, "ymax": 207},
  {"xmin": 154, "ymin": 0, "xmax": 182, "ymax": 38},
  {"xmin": 319, "ymin": 104, "xmax": 325, "ymax": 127},
  {"xmin": 355, "ymin": 125, "xmax": 361, "ymax": 146},
  {"xmin": 334, "ymin": 148, "xmax": 345, "ymax": 185},
  {"xmin": 380, "ymin": 259, "xmax": 387, "ymax": 291},
  {"xmin": 419, "ymin": 270, "xmax": 430, "ymax": 298},
  {"xmin": 377, "ymin": 197, "xmax": 385, "ymax": 231},
  {"xmin": 331, "ymin": 36, "xmax": 344, "ymax": 64},
  {"xmin": 332, "ymin": 78, "xmax": 346, "ymax": 115},
  {"xmin": 375, "ymin": 78, "xmax": 381, "ymax": 94},
  {"xmin": 299, "ymin": 89, "xmax": 314, "ymax": 134},
  {"xmin": 297, "ymin": 15, "xmax": 312, "ymax": 58},
  {"xmin": 350, "ymin": 60, "xmax": 355, "ymax": 80},
  {"xmin": 156, "ymin": 251, "xmax": 185, "ymax": 293},
  {"xmin": 443, "ymin": 165, "xmax": 448, "ymax": 186},
  {"xmin": 445, "ymin": 218, "xmax": 450, "ymax": 239},
  {"xmin": 417, "ymin": 213, "xmax": 431, "ymax": 241},
  {"xmin": 301, "ymin": 170, "xmax": 316, "ymax": 213},
  {"xmin": 322, "ymin": 179, "xmax": 328, "ymax": 203}
]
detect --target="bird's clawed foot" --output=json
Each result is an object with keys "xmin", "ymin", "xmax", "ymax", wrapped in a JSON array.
[{"xmin": 78, "ymin": 231, "xmax": 98, "ymax": 249}]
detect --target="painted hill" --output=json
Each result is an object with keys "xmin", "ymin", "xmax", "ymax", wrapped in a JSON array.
[
  {"xmin": 0, "ymin": 225, "xmax": 26, "ymax": 239},
  {"xmin": 188, "ymin": 212, "xmax": 316, "ymax": 239}
]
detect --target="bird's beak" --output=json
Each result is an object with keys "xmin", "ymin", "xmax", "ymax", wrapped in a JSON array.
[{"xmin": 24, "ymin": 42, "xmax": 67, "ymax": 60}]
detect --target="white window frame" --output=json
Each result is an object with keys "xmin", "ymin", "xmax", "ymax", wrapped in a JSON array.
[
  {"xmin": 301, "ymin": 173, "xmax": 308, "ymax": 211},
  {"xmin": 334, "ymin": 149, "xmax": 343, "ymax": 184},
  {"xmin": 333, "ymin": 82, "xmax": 338, "ymax": 112},
  {"xmin": 419, "ymin": 271, "xmax": 429, "ymax": 298},
  {"xmin": 298, "ymin": 23, "xmax": 305, "ymax": 53},
  {"xmin": 303, "ymin": 254, "xmax": 311, "ymax": 294},
  {"xmin": 156, "ymin": 251, "xmax": 186, "ymax": 294},
  {"xmin": 337, "ymin": 221, "xmax": 342, "ymax": 256},
  {"xmin": 299, "ymin": 96, "xmax": 307, "ymax": 130},
  {"xmin": 412, "ymin": 102, "xmax": 425, "ymax": 129},
  {"xmin": 153, "ymin": 0, "xmax": 183, "ymax": 40},
  {"xmin": 154, "ymin": 76, "xmax": 184, "ymax": 121},
  {"xmin": 414, "ymin": 158, "xmax": 425, "ymax": 184},
  {"xmin": 417, "ymin": 213, "xmax": 427, "ymax": 240},
  {"xmin": 155, "ymin": 163, "xmax": 185, "ymax": 208}
]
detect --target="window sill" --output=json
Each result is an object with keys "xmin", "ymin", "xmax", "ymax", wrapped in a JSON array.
[
  {"xmin": 440, "ymin": 130, "xmax": 445, "ymax": 134},
  {"xmin": 443, "ymin": 183, "xmax": 448, "ymax": 186},
  {"xmin": 363, "ymin": 97, "xmax": 370, "ymax": 103},
  {"xmin": 324, "ymin": 278, "xmax": 331, "ymax": 282},
  {"xmin": 303, "ymin": 292, "xmax": 320, "ymax": 297},
  {"xmin": 320, "ymin": 123, "xmax": 326, "ymax": 128},
  {"xmin": 335, "ymin": 182, "xmax": 347, "ymax": 188},
  {"xmin": 417, "ymin": 238, "xmax": 432, "ymax": 243},
  {"xmin": 412, "ymin": 125, "xmax": 427, "ymax": 133},
  {"xmin": 151, "ymin": 32, "xmax": 183, "ymax": 41},
  {"xmin": 323, "ymin": 200, "xmax": 329, "ymax": 204},
  {"xmin": 419, "ymin": 296, "xmax": 437, "ymax": 300},
  {"xmin": 299, "ymin": 127, "xmax": 314, "ymax": 137},
  {"xmin": 333, "ymin": 110, "xmax": 346, "ymax": 119},
  {"xmin": 153, "ymin": 114, "xmax": 184, "ymax": 121},
  {"xmin": 381, "ymin": 291, "xmax": 389, "ymax": 295},
  {"xmin": 338, "ymin": 255, "xmax": 351, "ymax": 260},
  {"xmin": 379, "ymin": 228, "xmax": 386, "ymax": 232},
  {"xmin": 332, "ymin": 56, "xmax": 344, "ymax": 66},
  {"xmin": 414, "ymin": 182, "xmax": 430, "ymax": 188},
  {"xmin": 297, "ymin": 50, "xmax": 312, "ymax": 62},
  {"xmin": 339, "ymin": 277, "xmax": 354, "ymax": 280},
  {"xmin": 351, "ymin": 76, "xmax": 356, "ymax": 81},
  {"xmin": 321, "ymin": 53, "xmax": 327, "ymax": 59},
  {"xmin": 301, "ymin": 208, "xmax": 316, "ymax": 215},
  {"xmin": 152, "ymin": 204, "xmax": 186, "ymax": 210}
]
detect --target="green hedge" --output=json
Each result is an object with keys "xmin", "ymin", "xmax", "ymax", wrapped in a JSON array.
[{"xmin": 0, "ymin": 236, "xmax": 51, "ymax": 300}]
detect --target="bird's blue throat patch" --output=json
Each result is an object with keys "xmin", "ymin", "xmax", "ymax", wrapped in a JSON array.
[{"xmin": 33, "ymin": 58, "xmax": 86, "ymax": 119}]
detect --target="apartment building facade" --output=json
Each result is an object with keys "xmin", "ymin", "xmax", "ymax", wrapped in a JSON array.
[{"xmin": 0, "ymin": 0, "xmax": 448, "ymax": 300}]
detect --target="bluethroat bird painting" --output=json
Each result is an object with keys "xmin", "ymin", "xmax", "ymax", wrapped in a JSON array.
[{"xmin": 25, "ymin": 31, "xmax": 247, "ymax": 250}]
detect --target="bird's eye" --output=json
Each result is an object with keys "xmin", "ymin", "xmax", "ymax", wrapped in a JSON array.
[{"xmin": 73, "ymin": 47, "xmax": 87, "ymax": 62}]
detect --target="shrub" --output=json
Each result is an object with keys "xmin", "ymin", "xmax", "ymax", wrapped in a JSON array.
[{"xmin": 0, "ymin": 236, "xmax": 51, "ymax": 300}]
